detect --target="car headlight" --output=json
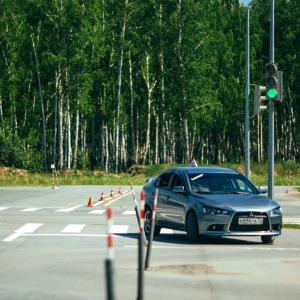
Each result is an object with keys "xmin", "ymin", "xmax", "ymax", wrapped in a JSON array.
[
  {"xmin": 270, "ymin": 207, "xmax": 282, "ymax": 216},
  {"xmin": 203, "ymin": 206, "xmax": 229, "ymax": 215}
]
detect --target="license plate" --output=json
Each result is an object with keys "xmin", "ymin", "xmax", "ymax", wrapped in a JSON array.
[{"xmin": 238, "ymin": 218, "xmax": 263, "ymax": 225}]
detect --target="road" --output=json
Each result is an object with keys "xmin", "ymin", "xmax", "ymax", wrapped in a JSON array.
[{"xmin": 0, "ymin": 185, "xmax": 300, "ymax": 300}]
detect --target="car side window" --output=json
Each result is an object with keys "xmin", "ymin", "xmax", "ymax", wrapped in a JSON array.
[
  {"xmin": 171, "ymin": 174, "xmax": 184, "ymax": 189},
  {"xmin": 155, "ymin": 172, "xmax": 172, "ymax": 188}
]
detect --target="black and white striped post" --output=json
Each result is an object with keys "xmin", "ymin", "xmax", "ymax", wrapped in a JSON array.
[
  {"xmin": 105, "ymin": 207, "xmax": 115, "ymax": 300},
  {"xmin": 285, "ymin": 171, "xmax": 292, "ymax": 194},
  {"xmin": 51, "ymin": 164, "xmax": 59, "ymax": 189},
  {"xmin": 145, "ymin": 188, "xmax": 158, "ymax": 270}
]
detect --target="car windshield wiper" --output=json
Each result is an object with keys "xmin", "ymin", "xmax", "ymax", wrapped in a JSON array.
[
  {"xmin": 224, "ymin": 191, "xmax": 252, "ymax": 195},
  {"xmin": 195, "ymin": 191, "xmax": 215, "ymax": 194}
]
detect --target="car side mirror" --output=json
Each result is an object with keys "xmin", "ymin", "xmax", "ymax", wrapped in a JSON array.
[
  {"xmin": 172, "ymin": 186, "xmax": 185, "ymax": 194},
  {"xmin": 257, "ymin": 186, "xmax": 267, "ymax": 194},
  {"xmin": 145, "ymin": 178, "xmax": 155, "ymax": 184}
]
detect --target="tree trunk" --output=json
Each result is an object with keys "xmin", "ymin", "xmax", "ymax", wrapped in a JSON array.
[
  {"xmin": 141, "ymin": 51, "xmax": 157, "ymax": 164},
  {"xmin": 30, "ymin": 24, "xmax": 47, "ymax": 172},
  {"xmin": 57, "ymin": 65, "xmax": 64, "ymax": 169}
]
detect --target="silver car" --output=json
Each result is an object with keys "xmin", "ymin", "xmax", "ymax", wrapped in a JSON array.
[{"xmin": 143, "ymin": 167, "xmax": 282, "ymax": 244}]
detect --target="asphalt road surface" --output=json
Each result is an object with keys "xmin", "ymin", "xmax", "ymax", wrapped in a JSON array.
[{"xmin": 0, "ymin": 185, "xmax": 300, "ymax": 300}]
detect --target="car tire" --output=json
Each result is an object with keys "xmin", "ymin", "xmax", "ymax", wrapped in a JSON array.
[
  {"xmin": 261, "ymin": 235, "xmax": 275, "ymax": 244},
  {"xmin": 144, "ymin": 207, "xmax": 161, "ymax": 237},
  {"xmin": 187, "ymin": 211, "xmax": 201, "ymax": 243}
]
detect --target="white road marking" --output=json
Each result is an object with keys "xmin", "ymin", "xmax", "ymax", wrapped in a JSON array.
[
  {"xmin": 3, "ymin": 223, "xmax": 43, "ymax": 242},
  {"xmin": 21, "ymin": 208, "xmax": 41, "ymax": 212},
  {"xmin": 0, "ymin": 207, "xmax": 8, "ymax": 211},
  {"xmin": 161, "ymin": 228, "xmax": 173, "ymax": 234},
  {"xmin": 55, "ymin": 205, "xmax": 83, "ymax": 212},
  {"xmin": 111, "ymin": 225, "xmax": 129, "ymax": 233},
  {"xmin": 122, "ymin": 210, "xmax": 135, "ymax": 215},
  {"xmin": 61, "ymin": 224, "xmax": 86, "ymax": 233},
  {"xmin": 88, "ymin": 210, "xmax": 106, "ymax": 214}
]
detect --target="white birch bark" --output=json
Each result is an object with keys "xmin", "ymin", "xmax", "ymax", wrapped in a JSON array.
[{"xmin": 30, "ymin": 24, "xmax": 47, "ymax": 171}]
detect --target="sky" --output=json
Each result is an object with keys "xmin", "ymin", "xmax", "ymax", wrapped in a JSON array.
[{"xmin": 240, "ymin": 0, "xmax": 251, "ymax": 5}]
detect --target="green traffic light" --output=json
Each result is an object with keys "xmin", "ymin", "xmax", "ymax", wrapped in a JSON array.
[{"xmin": 267, "ymin": 88, "xmax": 277, "ymax": 99}]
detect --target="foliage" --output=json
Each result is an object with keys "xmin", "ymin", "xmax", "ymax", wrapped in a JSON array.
[{"xmin": 0, "ymin": 0, "xmax": 300, "ymax": 173}]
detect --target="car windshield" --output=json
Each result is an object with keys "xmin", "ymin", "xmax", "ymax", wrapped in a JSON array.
[{"xmin": 188, "ymin": 172, "xmax": 259, "ymax": 195}]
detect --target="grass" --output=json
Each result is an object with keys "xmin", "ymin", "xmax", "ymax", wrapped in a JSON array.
[
  {"xmin": 282, "ymin": 224, "xmax": 300, "ymax": 230},
  {"xmin": 0, "ymin": 162, "xmax": 299, "ymax": 187}
]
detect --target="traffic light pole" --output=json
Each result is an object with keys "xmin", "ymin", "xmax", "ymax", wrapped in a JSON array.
[
  {"xmin": 245, "ymin": 8, "xmax": 250, "ymax": 180},
  {"xmin": 268, "ymin": 0, "xmax": 275, "ymax": 199}
]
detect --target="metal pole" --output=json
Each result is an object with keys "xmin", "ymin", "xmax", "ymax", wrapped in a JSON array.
[
  {"xmin": 105, "ymin": 207, "xmax": 115, "ymax": 300},
  {"xmin": 145, "ymin": 188, "xmax": 158, "ymax": 270},
  {"xmin": 268, "ymin": 0, "xmax": 275, "ymax": 199},
  {"xmin": 137, "ymin": 193, "xmax": 145, "ymax": 300},
  {"xmin": 245, "ymin": 8, "xmax": 250, "ymax": 179}
]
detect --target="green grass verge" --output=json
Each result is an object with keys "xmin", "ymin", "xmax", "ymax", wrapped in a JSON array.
[
  {"xmin": 0, "ymin": 162, "xmax": 300, "ymax": 187},
  {"xmin": 282, "ymin": 224, "xmax": 300, "ymax": 230}
]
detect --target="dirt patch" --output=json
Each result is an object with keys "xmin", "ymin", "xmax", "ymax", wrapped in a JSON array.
[
  {"xmin": 0, "ymin": 167, "xmax": 28, "ymax": 177},
  {"xmin": 152, "ymin": 264, "xmax": 214, "ymax": 276}
]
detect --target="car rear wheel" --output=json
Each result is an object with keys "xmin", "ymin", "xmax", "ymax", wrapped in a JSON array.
[
  {"xmin": 144, "ymin": 207, "xmax": 161, "ymax": 237},
  {"xmin": 187, "ymin": 211, "xmax": 201, "ymax": 243},
  {"xmin": 261, "ymin": 235, "xmax": 275, "ymax": 244}
]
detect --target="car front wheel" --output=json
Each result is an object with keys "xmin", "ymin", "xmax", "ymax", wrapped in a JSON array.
[
  {"xmin": 261, "ymin": 235, "xmax": 275, "ymax": 244},
  {"xmin": 187, "ymin": 211, "xmax": 201, "ymax": 243},
  {"xmin": 144, "ymin": 207, "xmax": 161, "ymax": 237}
]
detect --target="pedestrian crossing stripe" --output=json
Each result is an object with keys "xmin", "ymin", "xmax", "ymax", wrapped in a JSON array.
[
  {"xmin": 3, "ymin": 223, "xmax": 43, "ymax": 242},
  {"xmin": 61, "ymin": 224, "xmax": 86, "ymax": 233},
  {"xmin": 111, "ymin": 225, "xmax": 129, "ymax": 233},
  {"xmin": 88, "ymin": 210, "xmax": 106, "ymax": 214},
  {"xmin": 55, "ymin": 205, "xmax": 83, "ymax": 212},
  {"xmin": 1, "ymin": 206, "xmax": 300, "ymax": 224},
  {"xmin": 3, "ymin": 223, "xmax": 178, "ymax": 242},
  {"xmin": 122, "ymin": 211, "xmax": 136, "ymax": 215},
  {"xmin": 21, "ymin": 208, "xmax": 41, "ymax": 212}
]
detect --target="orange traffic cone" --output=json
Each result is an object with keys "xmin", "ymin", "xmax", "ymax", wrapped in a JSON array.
[
  {"xmin": 118, "ymin": 187, "xmax": 123, "ymax": 195},
  {"xmin": 87, "ymin": 197, "xmax": 93, "ymax": 207},
  {"xmin": 140, "ymin": 190, "xmax": 145, "ymax": 200},
  {"xmin": 99, "ymin": 192, "xmax": 105, "ymax": 201},
  {"xmin": 110, "ymin": 190, "xmax": 114, "ymax": 198}
]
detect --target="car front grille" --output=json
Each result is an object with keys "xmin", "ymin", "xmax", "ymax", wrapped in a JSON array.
[{"xmin": 229, "ymin": 212, "xmax": 270, "ymax": 232}]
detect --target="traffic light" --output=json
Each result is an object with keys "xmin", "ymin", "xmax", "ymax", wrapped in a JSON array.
[
  {"xmin": 254, "ymin": 85, "xmax": 267, "ymax": 115},
  {"xmin": 277, "ymin": 71, "xmax": 283, "ymax": 102},
  {"xmin": 265, "ymin": 63, "xmax": 278, "ymax": 100}
]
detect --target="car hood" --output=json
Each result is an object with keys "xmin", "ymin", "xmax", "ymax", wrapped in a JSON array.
[{"xmin": 195, "ymin": 194, "xmax": 279, "ymax": 212}]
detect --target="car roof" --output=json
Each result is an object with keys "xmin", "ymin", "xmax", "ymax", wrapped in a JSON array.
[{"xmin": 168, "ymin": 166, "xmax": 239, "ymax": 175}]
